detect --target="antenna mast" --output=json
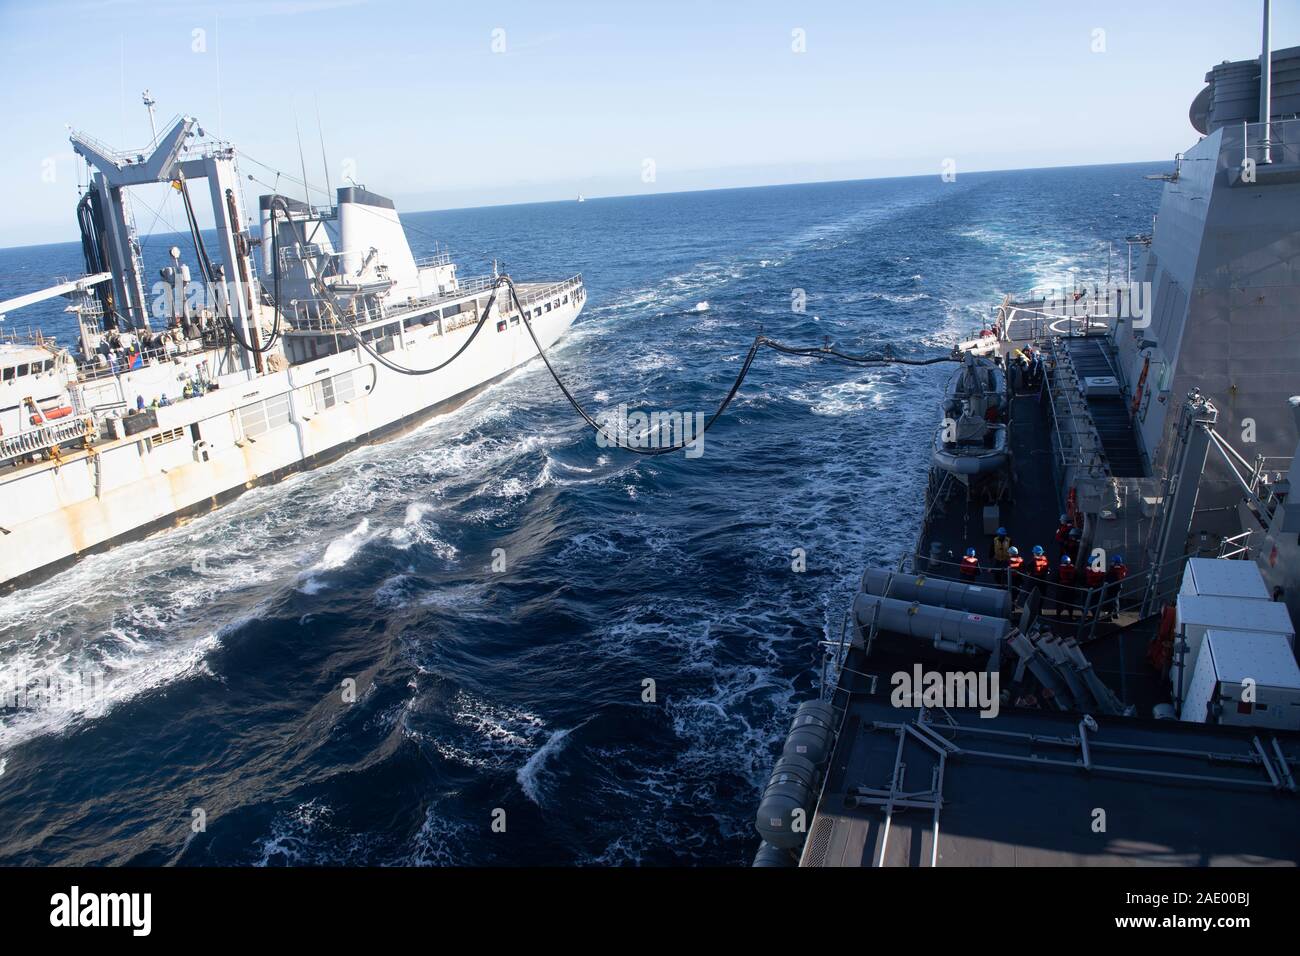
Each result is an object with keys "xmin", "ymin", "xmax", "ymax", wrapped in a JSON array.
[
  {"xmin": 1260, "ymin": 0, "xmax": 1272, "ymax": 164},
  {"xmin": 142, "ymin": 89, "xmax": 158, "ymax": 148},
  {"xmin": 294, "ymin": 111, "xmax": 311, "ymax": 207},
  {"xmin": 315, "ymin": 96, "xmax": 332, "ymax": 203}
]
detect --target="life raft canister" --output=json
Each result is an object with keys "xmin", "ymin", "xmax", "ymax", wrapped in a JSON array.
[{"xmin": 30, "ymin": 405, "xmax": 74, "ymax": 425}]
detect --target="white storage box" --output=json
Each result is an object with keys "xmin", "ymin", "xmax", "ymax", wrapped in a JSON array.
[
  {"xmin": 1172, "ymin": 594, "xmax": 1295, "ymax": 696},
  {"xmin": 1179, "ymin": 557, "xmax": 1271, "ymax": 602},
  {"xmin": 1081, "ymin": 376, "xmax": 1120, "ymax": 397},
  {"xmin": 1180, "ymin": 629, "xmax": 1300, "ymax": 731}
]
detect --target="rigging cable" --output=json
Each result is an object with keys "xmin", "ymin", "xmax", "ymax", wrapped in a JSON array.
[
  {"xmin": 232, "ymin": 158, "xmax": 960, "ymax": 454},
  {"xmin": 327, "ymin": 274, "xmax": 959, "ymax": 456}
]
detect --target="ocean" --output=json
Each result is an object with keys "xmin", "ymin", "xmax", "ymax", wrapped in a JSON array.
[{"xmin": 0, "ymin": 164, "xmax": 1163, "ymax": 864}]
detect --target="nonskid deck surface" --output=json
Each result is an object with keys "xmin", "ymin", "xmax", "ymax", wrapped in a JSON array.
[
  {"xmin": 906, "ymin": 363, "xmax": 1162, "ymax": 706},
  {"xmin": 803, "ymin": 674, "xmax": 1300, "ymax": 867},
  {"xmin": 791, "ymin": 337, "xmax": 1280, "ymax": 866}
]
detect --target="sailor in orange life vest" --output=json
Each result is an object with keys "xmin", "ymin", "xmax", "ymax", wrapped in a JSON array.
[
  {"xmin": 1005, "ymin": 545, "xmax": 1023, "ymax": 590},
  {"xmin": 959, "ymin": 547, "xmax": 980, "ymax": 580},
  {"xmin": 1056, "ymin": 554, "xmax": 1078, "ymax": 619},
  {"xmin": 1019, "ymin": 544, "xmax": 1051, "ymax": 606}
]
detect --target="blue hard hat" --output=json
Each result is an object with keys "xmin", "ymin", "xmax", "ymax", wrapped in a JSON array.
[
  {"xmin": 1060, "ymin": 513, "xmax": 1068, "ymax": 523},
  {"xmin": 966, "ymin": 547, "xmax": 977, "ymax": 557},
  {"xmin": 1061, "ymin": 555, "xmax": 1072, "ymax": 565},
  {"xmin": 1069, "ymin": 528, "xmax": 1080, "ymax": 537},
  {"xmin": 1113, "ymin": 554, "xmax": 1125, "ymax": 564},
  {"xmin": 996, "ymin": 527, "xmax": 1007, "ymax": 536},
  {"xmin": 1032, "ymin": 545, "xmax": 1044, "ymax": 556},
  {"xmin": 1008, "ymin": 546, "xmax": 1020, "ymax": 556}
]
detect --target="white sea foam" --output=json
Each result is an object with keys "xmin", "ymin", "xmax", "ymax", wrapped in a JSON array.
[{"xmin": 517, "ymin": 724, "xmax": 577, "ymax": 805}]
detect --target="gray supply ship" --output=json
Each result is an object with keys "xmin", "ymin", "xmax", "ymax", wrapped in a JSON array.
[
  {"xmin": 0, "ymin": 112, "xmax": 584, "ymax": 592},
  {"xmin": 753, "ymin": 21, "xmax": 1300, "ymax": 866}
]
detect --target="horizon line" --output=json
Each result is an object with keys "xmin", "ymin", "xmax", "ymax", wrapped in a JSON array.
[{"xmin": 0, "ymin": 156, "xmax": 1170, "ymax": 252}]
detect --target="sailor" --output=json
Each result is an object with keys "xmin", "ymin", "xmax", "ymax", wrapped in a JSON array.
[
  {"xmin": 1005, "ymin": 545, "xmax": 1023, "ymax": 590},
  {"xmin": 990, "ymin": 527, "xmax": 1012, "ymax": 570},
  {"xmin": 1020, "ymin": 544, "xmax": 1050, "ymax": 605},
  {"xmin": 1010, "ymin": 349, "xmax": 1027, "ymax": 392},
  {"xmin": 1084, "ymin": 556, "xmax": 1105, "ymax": 590},
  {"xmin": 1065, "ymin": 527, "xmax": 1082, "ymax": 563},
  {"xmin": 1056, "ymin": 554, "xmax": 1077, "ymax": 619},
  {"xmin": 1054, "ymin": 513, "xmax": 1072, "ymax": 551},
  {"xmin": 1106, "ymin": 554, "xmax": 1129, "ymax": 619},
  {"xmin": 1030, "ymin": 544, "xmax": 1049, "ymax": 578},
  {"xmin": 959, "ymin": 547, "xmax": 980, "ymax": 580}
]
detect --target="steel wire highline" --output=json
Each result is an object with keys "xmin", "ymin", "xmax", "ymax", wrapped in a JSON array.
[{"xmin": 299, "ymin": 275, "xmax": 962, "ymax": 457}]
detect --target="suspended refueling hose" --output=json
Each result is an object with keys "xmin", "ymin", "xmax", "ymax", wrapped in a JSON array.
[{"xmin": 329, "ymin": 274, "xmax": 959, "ymax": 456}]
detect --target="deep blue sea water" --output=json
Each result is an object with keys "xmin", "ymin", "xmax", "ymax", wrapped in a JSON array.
[{"xmin": 0, "ymin": 165, "xmax": 1162, "ymax": 865}]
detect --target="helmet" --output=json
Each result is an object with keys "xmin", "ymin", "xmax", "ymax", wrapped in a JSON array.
[
  {"xmin": 1068, "ymin": 528, "xmax": 1080, "ymax": 538},
  {"xmin": 965, "ymin": 547, "xmax": 977, "ymax": 557},
  {"xmin": 1061, "ymin": 555, "xmax": 1072, "ymax": 565},
  {"xmin": 1060, "ymin": 513, "xmax": 1068, "ymax": 523},
  {"xmin": 1008, "ymin": 546, "xmax": 1020, "ymax": 556},
  {"xmin": 1113, "ymin": 554, "xmax": 1125, "ymax": 565},
  {"xmin": 996, "ymin": 527, "xmax": 1007, "ymax": 536},
  {"xmin": 1032, "ymin": 545, "xmax": 1044, "ymax": 556}
]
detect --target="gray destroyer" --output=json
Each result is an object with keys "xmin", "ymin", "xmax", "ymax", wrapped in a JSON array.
[{"xmin": 754, "ymin": 28, "xmax": 1300, "ymax": 867}]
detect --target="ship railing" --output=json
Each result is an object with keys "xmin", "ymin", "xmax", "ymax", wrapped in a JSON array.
[
  {"xmin": 1043, "ymin": 342, "xmax": 1109, "ymax": 477},
  {"xmin": 1241, "ymin": 117, "xmax": 1300, "ymax": 167},
  {"xmin": 76, "ymin": 341, "xmax": 198, "ymax": 382},
  {"xmin": 286, "ymin": 274, "xmax": 583, "ymax": 333},
  {"xmin": 0, "ymin": 417, "xmax": 91, "ymax": 463},
  {"xmin": 71, "ymin": 114, "xmax": 187, "ymax": 166},
  {"xmin": 1000, "ymin": 302, "xmax": 1117, "ymax": 345},
  {"xmin": 414, "ymin": 252, "xmax": 453, "ymax": 269},
  {"xmin": 1252, "ymin": 454, "xmax": 1294, "ymax": 488},
  {"xmin": 0, "ymin": 325, "xmax": 60, "ymax": 348},
  {"xmin": 508, "ymin": 275, "xmax": 585, "ymax": 311},
  {"xmin": 1217, "ymin": 530, "xmax": 1253, "ymax": 561},
  {"xmin": 899, "ymin": 547, "xmax": 1210, "ymax": 643}
]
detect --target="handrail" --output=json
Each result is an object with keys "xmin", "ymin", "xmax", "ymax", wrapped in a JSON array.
[
  {"xmin": 904, "ymin": 544, "xmax": 1214, "ymax": 626},
  {"xmin": 287, "ymin": 274, "xmax": 585, "ymax": 333}
]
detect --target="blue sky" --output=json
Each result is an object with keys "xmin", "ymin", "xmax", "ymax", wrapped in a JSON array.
[{"xmin": 0, "ymin": 0, "xmax": 1294, "ymax": 247}]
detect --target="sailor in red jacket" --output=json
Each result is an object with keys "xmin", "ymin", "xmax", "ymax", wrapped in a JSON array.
[
  {"xmin": 959, "ymin": 547, "xmax": 980, "ymax": 580},
  {"xmin": 1056, "ymin": 554, "xmax": 1077, "ymax": 619},
  {"xmin": 1084, "ymin": 555, "xmax": 1106, "ymax": 589},
  {"xmin": 1054, "ymin": 513, "xmax": 1072, "ymax": 551}
]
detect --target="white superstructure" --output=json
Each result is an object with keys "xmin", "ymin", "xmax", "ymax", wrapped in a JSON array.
[{"xmin": 0, "ymin": 115, "xmax": 585, "ymax": 591}]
